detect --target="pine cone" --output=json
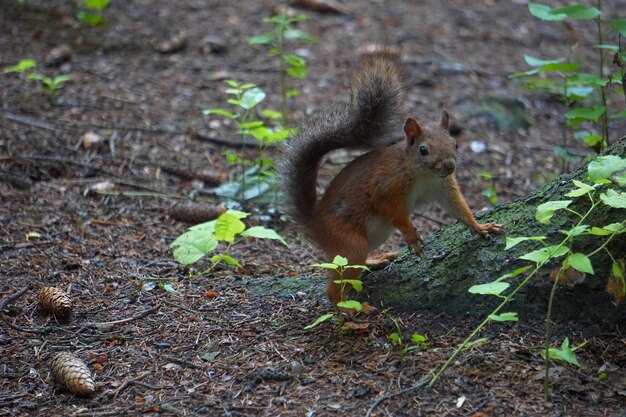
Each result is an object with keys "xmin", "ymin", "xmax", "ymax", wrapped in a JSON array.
[
  {"xmin": 50, "ymin": 352, "xmax": 96, "ymax": 395},
  {"xmin": 38, "ymin": 287, "xmax": 73, "ymax": 319}
]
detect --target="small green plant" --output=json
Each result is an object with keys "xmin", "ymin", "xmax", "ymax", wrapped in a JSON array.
[
  {"xmin": 304, "ymin": 255, "xmax": 369, "ymax": 330},
  {"xmin": 541, "ymin": 337, "xmax": 587, "ymax": 367},
  {"xmin": 248, "ymin": 14, "xmax": 316, "ymax": 125},
  {"xmin": 76, "ymin": 0, "xmax": 110, "ymax": 26},
  {"xmin": 170, "ymin": 209, "xmax": 287, "ymax": 273},
  {"xmin": 512, "ymin": 3, "xmax": 626, "ymax": 160},
  {"xmin": 477, "ymin": 171, "xmax": 499, "ymax": 205},
  {"xmin": 430, "ymin": 154, "xmax": 626, "ymax": 398},
  {"xmin": 204, "ymin": 80, "xmax": 296, "ymax": 202},
  {"xmin": 388, "ymin": 317, "xmax": 428, "ymax": 354},
  {"xmin": 4, "ymin": 59, "xmax": 71, "ymax": 93}
]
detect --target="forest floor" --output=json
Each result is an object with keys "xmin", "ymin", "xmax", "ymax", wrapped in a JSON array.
[{"xmin": 1, "ymin": 0, "xmax": 625, "ymax": 416}]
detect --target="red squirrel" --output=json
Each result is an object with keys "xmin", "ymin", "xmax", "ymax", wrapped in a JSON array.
[{"xmin": 279, "ymin": 53, "xmax": 503, "ymax": 311}]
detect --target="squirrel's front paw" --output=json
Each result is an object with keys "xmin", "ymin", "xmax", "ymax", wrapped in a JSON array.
[
  {"xmin": 475, "ymin": 223, "xmax": 504, "ymax": 238},
  {"xmin": 406, "ymin": 235, "xmax": 424, "ymax": 254}
]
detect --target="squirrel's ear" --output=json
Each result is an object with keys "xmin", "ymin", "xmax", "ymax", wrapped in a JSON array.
[
  {"xmin": 440, "ymin": 111, "xmax": 450, "ymax": 131},
  {"xmin": 404, "ymin": 117, "xmax": 423, "ymax": 146}
]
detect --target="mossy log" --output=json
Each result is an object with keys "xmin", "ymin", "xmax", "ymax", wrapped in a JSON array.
[{"xmin": 362, "ymin": 140, "xmax": 626, "ymax": 332}]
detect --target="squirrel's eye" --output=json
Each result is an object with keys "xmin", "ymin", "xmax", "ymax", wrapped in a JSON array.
[
  {"xmin": 419, "ymin": 145, "xmax": 429, "ymax": 156},
  {"xmin": 455, "ymin": 143, "xmax": 459, "ymax": 150}
]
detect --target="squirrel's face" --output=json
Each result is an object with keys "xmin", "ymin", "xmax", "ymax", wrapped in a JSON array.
[{"xmin": 404, "ymin": 112, "xmax": 458, "ymax": 178}]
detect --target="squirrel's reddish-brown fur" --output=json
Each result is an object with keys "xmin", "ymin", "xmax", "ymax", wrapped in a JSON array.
[{"xmin": 279, "ymin": 53, "xmax": 503, "ymax": 311}]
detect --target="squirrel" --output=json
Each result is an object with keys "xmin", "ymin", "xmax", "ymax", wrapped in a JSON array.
[{"xmin": 279, "ymin": 53, "xmax": 504, "ymax": 311}]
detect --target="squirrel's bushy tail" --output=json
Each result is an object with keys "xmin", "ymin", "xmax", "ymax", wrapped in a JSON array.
[{"xmin": 279, "ymin": 54, "xmax": 404, "ymax": 225}]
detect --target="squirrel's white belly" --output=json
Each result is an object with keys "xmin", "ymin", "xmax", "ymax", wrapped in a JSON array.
[
  {"xmin": 407, "ymin": 177, "xmax": 443, "ymax": 211},
  {"xmin": 366, "ymin": 178, "xmax": 444, "ymax": 252},
  {"xmin": 366, "ymin": 216, "xmax": 395, "ymax": 252}
]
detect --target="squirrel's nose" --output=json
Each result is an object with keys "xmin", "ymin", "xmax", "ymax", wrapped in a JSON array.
[{"xmin": 443, "ymin": 159, "xmax": 456, "ymax": 174}]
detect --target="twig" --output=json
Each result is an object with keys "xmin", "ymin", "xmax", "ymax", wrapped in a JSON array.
[
  {"xmin": 0, "ymin": 287, "xmax": 29, "ymax": 311},
  {"xmin": 69, "ymin": 305, "xmax": 161, "ymax": 337},
  {"xmin": 0, "ymin": 287, "xmax": 48, "ymax": 334},
  {"xmin": 365, "ymin": 375, "xmax": 431, "ymax": 417},
  {"xmin": 3, "ymin": 112, "xmax": 56, "ymax": 132},
  {"xmin": 159, "ymin": 353, "xmax": 205, "ymax": 370},
  {"xmin": 94, "ymin": 304, "xmax": 161, "ymax": 326},
  {"xmin": 0, "ymin": 312, "xmax": 47, "ymax": 334}
]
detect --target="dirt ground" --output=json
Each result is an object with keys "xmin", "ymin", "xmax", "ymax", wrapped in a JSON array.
[{"xmin": 1, "ymin": 0, "xmax": 625, "ymax": 416}]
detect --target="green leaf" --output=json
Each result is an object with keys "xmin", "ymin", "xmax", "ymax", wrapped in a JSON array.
[
  {"xmin": 282, "ymin": 54, "xmax": 306, "ymax": 67},
  {"xmin": 334, "ymin": 279, "xmax": 363, "ymax": 292},
  {"xmin": 495, "ymin": 265, "xmax": 534, "ymax": 282},
  {"xmin": 241, "ymin": 226, "xmax": 288, "ymax": 246},
  {"xmin": 286, "ymin": 65, "xmax": 308, "ymax": 78},
  {"xmin": 566, "ymin": 253, "xmax": 594, "ymax": 274},
  {"xmin": 260, "ymin": 109, "xmax": 283, "ymax": 119},
  {"xmin": 410, "ymin": 333, "xmax": 428, "ymax": 345},
  {"xmin": 25, "ymin": 72, "xmax": 44, "ymax": 81},
  {"xmin": 489, "ymin": 312, "xmax": 519, "ymax": 322},
  {"xmin": 171, "ymin": 233, "xmax": 219, "ymax": 265},
  {"xmin": 464, "ymin": 338, "xmax": 490, "ymax": 349},
  {"xmin": 247, "ymin": 34, "xmax": 273, "ymax": 45},
  {"xmin": 304, "ymin": 313, "xmax": 334, "ymax": 329},
  {"xmin": 3, "ymin": 59, "xmax": 37, "ymax": 73},
  {"xmin": 543, "ymin": 338, "xmax": 582, "ymax": 367},
  {"xmin": 311, "ymin": 262, "xmax": 339, "ymax": 270},
  {"xmin": 240, "ymin": 87, "xmax": 266, "ymax": 110},
  {"xmin": 76, "ymin": 11, "xmax": 103, "ymax": 25},
  {"xmin": 588, "ymin": 156, "xmax": 626, "ymax": 182},
  {"xmin": 213, "ymin": 211, "xmax": 247, "ymax": 242},
  {"xmin": 336, "ymin": 300, "xmax": 362, "ymax": 312},
  {"xmin": 539, "ymin": 62, "xmax": 579, "ymax": 73},
  {"xmin": 52, "ymin": 74, "xmax": 71, "ymax": 83},
  {"xmin": 564, "ymin": 106, "xmax": 606, "ymax": 122},
  {"xmin": 580, "ymin": 134, "xmax": 603, "ymax": 148},
  {"xmin": 332, "ymin": 255, "xmax": 348, "ymax": 267},
  {"xmin": 568, "ymin": 73, "xmax": 608, "ymax": 87},
  {"xmin": 520, "ymin": 245, "xmax": 569, "ymax": 263},
  {"xmin": 505, "ymin": 236, "xmax": 546, "ymax": 250},
  {"xmin": 246, "ymin": 126, "xmax": 271, "ymax": 141},
  {"xmin": 203, "ymin": 108, "xmax": 237, "ymax": 119},
  {"xmin": 264, "ymin": 127, "xmax": 297, "ymax": 143},
  {"xmin": 607, "ymin": 19, "xmax": 626, "ymax": 36},
  {"xmin": 345, "ymin": 265, "xmax": 370, "ymax": 271},
  {"xmin": 529, "ymin": 3, "xmax": 568, "ymax": 21},
  {"xmin": 188, "ymin": 220, "xmax": 217, "ymax": 233},
  {"xmin": 613, "ymin": 261, "xmax": 625, "ymax": 280},
  {"xmin": 600, "ymin": 189, "xmax": 626, "ymax": 208},
  {"xmin": 550, "ymin": 4, "xmax": 599, "ymax": 20},
  {"xmin": 523, "ymin": 55, "xmax": 564, "ymax": 67},
  {"xmin": 209, "ymin": 254, "xmax": 241, "ymax": 267},
  {"xmin": 238, "ymin": 121, "xmax": 265, "ymax": 129},
  {"xmin": 588, "ymin": 223, "xmax": 626, "ymax": 236},
  {"xmin": 283, "ymin": 28, "xmax": 316, "ymax": 43},
  {"xmin": 388, "ymin": 332, "xmax": 401, "ymax": 345},
  {"xmin": 468, "ymin": 281, "xmax": 510, "ymax": 296},
  {"xmin": 84, "ymin": 0, "xmax": 109, "ymax": 10},
  {"xmin": 560, "ymin": 225, "xmax": 589, "ymax": 237},
  {"xmin": 564, "ymin": 179, "xmax": 598, "ymax": 197},
  {"xmin": 536, "ymin": 200, "xmax": 572, "ymax": 224}
]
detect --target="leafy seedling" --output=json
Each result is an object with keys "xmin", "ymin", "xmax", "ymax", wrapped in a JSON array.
[
  {"xmin": 304, "ymin": 255, "xmax": 369, "ymax": 330},
  {"xmin": 171, "ymin": 209, "xmax": 287, "ymax": 273}
]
